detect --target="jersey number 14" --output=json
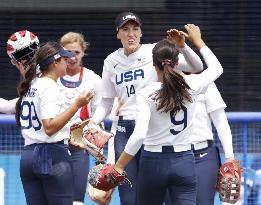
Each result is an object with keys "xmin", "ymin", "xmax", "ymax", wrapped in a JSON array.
[{"xmin": 126, "ymin": 85, "xmax": 135, "ymax": 97}]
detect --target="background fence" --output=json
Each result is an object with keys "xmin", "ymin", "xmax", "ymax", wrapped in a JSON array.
[
  {"xmin": 214, "ymin": 112, "xmax": 261, "ymax": 205},
  {"xmin": 0, "ymin": 112, "xmax": 261, "ymax": 204},
  {"xmin": 0, "ymin": 0, "xmax": 261, "ymax": 111},
  {"xmin": 0, "ymin": 1, "xmax": 260, "ymax": 204}
]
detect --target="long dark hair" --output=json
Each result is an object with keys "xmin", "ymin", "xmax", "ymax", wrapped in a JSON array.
[
  {"xmin": 152, "ymin": 39, "xmax": 192, "ymax": 114},
  {"xmin": 15, "ymin": 41, "xmax": 62, "ymax": 126}
]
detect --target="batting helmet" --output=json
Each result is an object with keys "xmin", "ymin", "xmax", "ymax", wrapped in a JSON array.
[{"xmin": 6, "ymin": 30, "xmax": 40, "ymax": 64}]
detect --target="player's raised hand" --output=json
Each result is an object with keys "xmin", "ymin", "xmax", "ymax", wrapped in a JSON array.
[
  {"xmin": 75, "ymin": 89, "xmax": 95, "ymax": 108},
  {"xmin": 184, "ymin": 24, "xmax": 206, "ymax": 49},
  {"xmin": 166, "ymin": 28, "xmax": 185, "ymax": 48},
  {"xmin": 12, "ymin": 60, "xmax": 27, "ymax": 78}
]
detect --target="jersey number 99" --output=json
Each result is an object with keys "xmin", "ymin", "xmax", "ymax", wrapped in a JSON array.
[{"xmin": 21, "ymin": 101, "xmax": 42, "ymax": 131}]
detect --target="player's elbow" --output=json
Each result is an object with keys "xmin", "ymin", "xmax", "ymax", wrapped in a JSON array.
[
  {"xmin": 217, "ymin": 64, "xmax": 223, "ymax": 76},
  {"xmin": 44, "ymin": 128, "xmax": 56, "ymax": 137},
  {"xmin": 44, "ymin": 124, "xmax": 61, "ymax": 137},
  {"xmin": 42, "ymin": 119, "xmax": 59, "ymax": 137}
]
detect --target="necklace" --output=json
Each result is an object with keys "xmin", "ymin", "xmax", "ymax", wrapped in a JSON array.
[{"xmin": 60, "ymin": 67, "xmax": 83, "ymax": 88}]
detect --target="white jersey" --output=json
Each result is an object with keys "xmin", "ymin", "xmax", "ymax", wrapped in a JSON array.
[
  {"xmin": 124, "ymin": 46, "xmax": 223, "ymax": 156},
  {"xmin": 99, "ymin": 43, "xmax": 203, "ymax": 118},
  {"xmin": 21, "ymin": 77, "xmax": 66, "ymax": 145},
  {"xmin": 191, "ymin": 83, "xmax": 226, "ymax": 143},
  {"xmin": 57, "ymin": 67, "xmax": 101, "ymax": 137}
]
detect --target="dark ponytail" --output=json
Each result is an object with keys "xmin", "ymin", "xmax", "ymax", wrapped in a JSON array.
[
  {"xmin": 152, "ymin": 39, "xmax": 192, "ymax": 114},
  {"xmin": 15, "ymin": 41, "xmax": 62, "ymax": 126}
]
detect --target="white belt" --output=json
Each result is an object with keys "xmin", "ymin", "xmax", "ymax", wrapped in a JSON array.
[
  {"xmin": 119, "ymin": 115, "xmax": 135, "ymax": 120},
  {"xmin": 144, "ymin": 144, "xmax": 192, "ymax": 153},
  {"xmin": 55, "ymin": 139, "xmax": 69, "ymax": 145},
  {"xmin": 63, "ymin": 139, "xmax": 69, "ymax": 145},
  {"xmin": 26, "ymin": 139, "xmax": 69, "ymax": 146},
  {"xmin": 192, "ymin": 140, "xmax": 210, "ymax": 151}
]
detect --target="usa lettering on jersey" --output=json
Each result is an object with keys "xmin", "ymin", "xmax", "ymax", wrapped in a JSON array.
[{"xmin": 115, "ymin": 69, "xmax": 144, "ymax": 85}]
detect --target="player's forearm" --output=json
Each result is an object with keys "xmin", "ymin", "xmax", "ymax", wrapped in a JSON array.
[
  {"xmin": 210, "ymin": 109, "xmax": 234, "ymax": 159},
  {"xmin": 179, "ymin": 43, "xmax": 203, "ymax": 73},
  {"xmin": 124, "ymin": 131, "xmax": 144, "ymax": 156},
  {"xmin": 124, "ymin": 94, "xmax": 149, "ymax": 156},
  {"xmin": 107, "ymin": 137, "xmax": 115, "ymax": 164},
  {"xmin": 192, "ymin": 38, "xmax": 206, "ymax": 50},
  {"xmin": 91, "ymin": 97, "xmax": 114, "ymax": 124},
  {"xmin": 90, "ymin": 94, "xmax": 102, "ymax": 114},
  {"xmin": 42, "ymin": 102, "xmax": 80, "ymax": 136},
  {"xmin": 0, "ymin": 98, "xmax": 18, "ymax": 114},
  {"xmin": 114, "ymin": 151, "xmax": 133, "ymax": 174},
  {"xmin": 90, "ymin": 76, "xmax": 103, "ymax": 113},
  {"xmin": 197, "ymin": 46, "xmax": 223, "ymax": 88}
]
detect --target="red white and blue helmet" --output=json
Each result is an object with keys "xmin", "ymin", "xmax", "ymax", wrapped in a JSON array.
[{"xmin": 6, "ymin": 30, "xmax": 40, "ymax": 64}]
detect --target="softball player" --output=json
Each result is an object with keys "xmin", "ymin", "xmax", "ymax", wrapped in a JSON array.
[
  {"xmin": 191, "ymin": 82, "xmax": 235, "ymax": 205},
  {"xmin": 165, "ymin": 82, "xmax": 236, "ymax": 205},
  {"xmin": 0, "ymin": 30, "xmax": 40, "ymax": 114},
  {"xmin": 3, "ymin": 30, "xmax": 101, "ymax": 204},
  {"xmin": 15, "ymin": 41, "xmax": 94, "ymax": 205},
  {"xmin": 59, "ymin": 32, "xmax": 102, "ymax": 205},
  {"xmin": 89, "ymin": 12, "xmax": 204, "ymax": 205},
  {"xmin": 113, "ymin": 24, "xmax": 223, "ymax": 205}
]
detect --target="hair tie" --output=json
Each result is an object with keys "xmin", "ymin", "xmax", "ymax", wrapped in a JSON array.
[
  {"xmin": 36, "ymin": 64, "xmax": 42, "ymax": 76},
  {"xmin": 161, "ymin": 59, "xmax": 175, "ymax": 68}
]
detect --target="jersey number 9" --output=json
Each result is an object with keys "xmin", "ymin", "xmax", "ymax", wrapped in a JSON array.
[{"xmin": 170, "ymin": 106, "xmax": 187, "ymax": 135}]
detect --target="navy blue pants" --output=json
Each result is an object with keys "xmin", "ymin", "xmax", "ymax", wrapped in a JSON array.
[
  {"xmin": 20, "ymin": 142, "xmax": 73, "ymax": 205},
  {"xmin": 138, "ymin": 148, "xmax": 197, "ymax": 205},
  {"xmin": 69, "ymin": 146, "xmax": 89, "ymax": 202},
  {"xmin": 194, "ymin": 144, "xmax": 221, "ymax": 205},
  {"xmin": 114, "ymin": 118, "xmax": 140, "ymax": 205}
]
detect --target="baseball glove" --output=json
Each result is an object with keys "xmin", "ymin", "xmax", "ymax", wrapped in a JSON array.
[
  {"xmin": 69, "ymin": 120, "xmax": 112, "ymax": 161},
  {"xmin": 87, "ymin": 183, "xmax": 112, "ymax": 205},
  {"xmin": 82, "ymin": 123, "xmax": 113, "ymax": 149},
  {"xmin": 216, "ymin": 159, "xmax": 242, "ymax": 204},
  {"xmin": 88, "ymin": 163, "xmax": 132, "ymax": 191}
]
